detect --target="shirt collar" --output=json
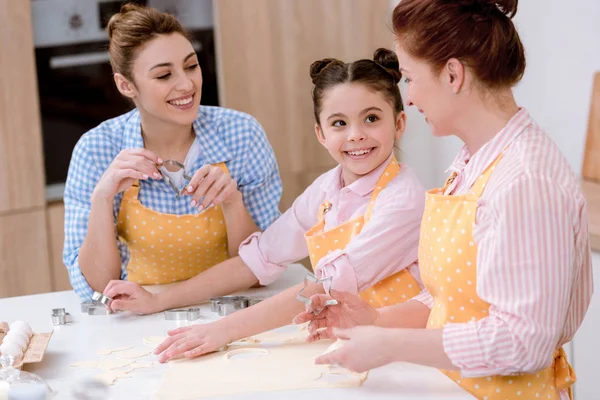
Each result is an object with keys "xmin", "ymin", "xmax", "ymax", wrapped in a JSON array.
[
  {"xmin": 321, "ymin": 153, "xmax": 394, "ymax": 198},
  {"xmin": 122, "ymin": 108, "xmax": 233, "ymax": 169},
  {"xmin": 445, "ymin": 107, "xmax": 532, "ymax": 187}
]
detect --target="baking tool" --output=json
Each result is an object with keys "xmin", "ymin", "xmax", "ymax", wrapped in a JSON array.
[
  {"xmin": 164, "ymin": 308, "xmax": 202, "ymax": 321},
  {"xmin": 160, "ymin": 159, "xmax": 193, "ymax": 198},
  {"xmin": 91, "ymin": 291, "xmax": 113, "ymax": 307},
  {"xmin": 51, "ymin": 309, "xmax": 72, "ymax": 326},
  {"xmin": 81, "ymin": 301, "xmax": 113, "ymax": 316},
  {"xmin": 209, "ymin": 296, "xmax": 250, "ymax": 316},
  {"xmin": 296, "ymin": 274, "xmax": 338, "ymax": 316}
]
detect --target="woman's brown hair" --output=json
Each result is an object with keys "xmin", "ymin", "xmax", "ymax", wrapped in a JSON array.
[
  {"xmin": 310, "ymin": 48, "xmax": 404, "ymax": 125},
  {"xmin": 392, "ymin": 0, "xmax": 525, "ymax": 89},
  {"xmin": 107, "ymin": 3, "xmax": 190, "ymax": 82}
]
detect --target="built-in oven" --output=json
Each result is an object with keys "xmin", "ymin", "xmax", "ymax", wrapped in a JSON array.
[{"xmin": 31, "ymin": 0, "xmax": 218, "ymax": 200}]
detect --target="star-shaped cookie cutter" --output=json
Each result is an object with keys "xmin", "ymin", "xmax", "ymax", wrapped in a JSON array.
[
  {"xmin": 296, "ymin": 273, "xmax": 338, "ymax": 315},
  {"xmin": 159, "ymin": 160, "xmax": 193, "ymax": 198}
]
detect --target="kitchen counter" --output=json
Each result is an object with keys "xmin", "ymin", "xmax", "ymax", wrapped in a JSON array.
[{"xmin": 0, "ymin": 265, "xmax": 474, "ymax": 400}]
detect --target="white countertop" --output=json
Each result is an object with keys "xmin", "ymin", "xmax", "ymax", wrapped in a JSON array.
[{"xmin": 0, "ymin": 264, "xmax": 474, "ymax": 400}]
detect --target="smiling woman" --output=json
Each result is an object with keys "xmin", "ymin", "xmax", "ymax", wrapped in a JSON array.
[{"xmin": 62, "ymin": 3, "xmax": 282, "ymax": 302}]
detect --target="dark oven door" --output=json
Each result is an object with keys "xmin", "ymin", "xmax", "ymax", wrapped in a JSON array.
[{"xmin": 36, "ymin": 29, "xmax": 219, "ymax": 198}]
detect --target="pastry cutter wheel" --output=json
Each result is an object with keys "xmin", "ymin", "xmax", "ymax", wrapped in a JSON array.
[
  {"xmin": 159, "ymin": 159, "xmax": 193, "ymax": 198},
  {"xmin": 164, "ymin": 307, "xmax": 202, "ymax": 321},
  {"xmin": 296, "ymin": 274, "xmax": 338, "ymax": 316}
]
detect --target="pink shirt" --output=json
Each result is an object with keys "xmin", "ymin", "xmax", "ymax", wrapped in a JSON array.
[
  {"xmin": 413, "ymin": 109, "xmax": 593, "ymax": 389},
  {"xmin": 239, "ymin": 155, "xmax": 426, "ymax": 294}
]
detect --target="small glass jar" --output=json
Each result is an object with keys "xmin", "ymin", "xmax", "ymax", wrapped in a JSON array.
[{"xmin": 0, "ymin": 355, "xmax": 53, "ymax": 399}]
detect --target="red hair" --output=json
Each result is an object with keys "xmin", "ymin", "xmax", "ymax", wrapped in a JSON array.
[{"xmin": 392, "ymin": 0, "xmax": 525, "ymax": 89}]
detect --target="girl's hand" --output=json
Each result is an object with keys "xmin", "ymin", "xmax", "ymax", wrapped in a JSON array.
[
  {"xmin": 103, "ymin": 280, "xmax": 161, "ymax": 315},
  {"xmin": 292, "ymin": 290, "xmax": 379, "ymax": 342},
  {"xmin": 154, "ymin": 323, "xmax": 229, "ymax": 363},
  {"xmin": 93, "ymin": 149, "xmax": 162, "ymax": 201},
  {"xmin": 184, "ymin": 165, "xmax": 242, "ymax": 211},
  {"xmin": 315, "ymin": 326, "xmax": 398, "ymax": 373}
]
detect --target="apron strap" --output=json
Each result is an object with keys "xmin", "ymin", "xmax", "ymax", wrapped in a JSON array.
[
  {"xmin": 316, "ymin": 157, "xmax": 399, "ymax": 225},
  {"xmin": 123, "ymin": 180, "xmax": 141, "ymax": 200},
  {"xmin": 364, "ymin": 157, "xmax": 400, "ymax": 223},
  {"xmin": 469, "ymin": 154, "xmax": 504, "ymax": 198}
]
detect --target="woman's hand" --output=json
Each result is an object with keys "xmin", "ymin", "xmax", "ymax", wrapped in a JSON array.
[
  {"xmin": 154, "ymin": 322, "xmax": 229, "ymax": 363},
  {"xmin": 92, "ymin": 149, "xmax": 162, "ymax": 201},
  {"xmin": 292, "ymin": 290, "xmax": 380, "ymax": 342},
  {"xmin": 184, "ymin": 165, "xmax": 242, "ymax": 211},
  {"xmin": 103, "ymin": 280, "xmax": 161, "ymax": 315},
  {"xmin": 315, "ymin": 326, "xmax": 399, "ymax": 373}
]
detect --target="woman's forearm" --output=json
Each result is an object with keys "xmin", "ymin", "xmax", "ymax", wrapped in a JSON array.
[
  {"xmin": 221, "ymin": 198, "xmax": 260, "ymax": 257},
  {"xmin": 217, "ymin": 281, "xmax": 321, "ymax": 344},
  {"xmin": 375, "ymin": 300, "xmax": 431, "ymax": 329},
  {"xmin": 389, "ymin": 328, "xmax": 457, "ymax": 371},
  {"xmin": 79, "ymin": 195, "xmax": 122, "ymax": 292},
  {"xmin": 156, "ymin": 255, "xmax": 259, "ymax": 311}
]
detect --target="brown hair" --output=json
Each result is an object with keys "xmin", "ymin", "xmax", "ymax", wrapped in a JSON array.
[
  {"xmin": 310, "ymin": 48, "xmax": 404, "ymax": 124},
  {"xmin": 107, "ymin": 3, "xmax": 190, "ymax": 81},
  {"xmin": 392, "ymin": 0, "xmax": 525, "ymax": 89}
]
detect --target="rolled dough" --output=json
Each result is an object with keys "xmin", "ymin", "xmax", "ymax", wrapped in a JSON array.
[
  {"xmin": 153, "ymin": 325, "xmax": 367, "ymax": 399},
  {"xmin": 97, "ymin": 346, "xmax": 133, "ymax": 356}
]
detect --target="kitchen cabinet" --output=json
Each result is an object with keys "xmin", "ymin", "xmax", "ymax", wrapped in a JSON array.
[
  {"xmin": 0, "ymin": 0, "xmax": 46, "ymax": 213},
  {"xmin": 47, "ymin": 201, "xmax": 70, "ymax": 292},
  {"xmin": 0, "ymin": 210, "xmax": 52, "ymax": 296},
  {"xmin": 214, "ymin": 0, "xmax": 393, "ymax": 209}
]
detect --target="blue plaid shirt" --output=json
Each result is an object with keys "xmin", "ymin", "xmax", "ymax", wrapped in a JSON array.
[{"xmin": 64, "ymin": 106, "xmax": 282, "ymax": 301}]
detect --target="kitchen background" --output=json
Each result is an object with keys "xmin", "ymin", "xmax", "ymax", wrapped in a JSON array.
[{"xmin": 0, "ymin": 0, "xmax": 598, "ymax": 398}]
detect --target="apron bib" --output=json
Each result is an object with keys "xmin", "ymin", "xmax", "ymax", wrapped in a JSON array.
[
  {"xmin": 305, "ymin": 157, "xmax": 421, "ymax": 307},
  {"xmin": 117, "ymin": 163, "xmax": 230, "ymax": 285},
  {"xmin": 418, "ymin": 155, "xmax": 575, "ymax": 399}
]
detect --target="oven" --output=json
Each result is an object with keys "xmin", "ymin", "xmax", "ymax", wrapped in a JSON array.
[{"xmin": 31, "ymin": 0, "xmax": 218, "ymax": 200}]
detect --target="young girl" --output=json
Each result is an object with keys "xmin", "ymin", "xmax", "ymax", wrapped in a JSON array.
[
  {"xmin": 63, "ymin": 4, "xmax": 282, "ymax": 301},
  {"xmin": 296, "ymin": 1, "xmax": 592, "ymax": 399},
  {"xmin": 104, "ymin": 48, "xmax": 426, "ymax": 361}
]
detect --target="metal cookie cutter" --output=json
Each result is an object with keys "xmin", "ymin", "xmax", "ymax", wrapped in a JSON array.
[
  {"xmin": 91, "ymin": 291, "xmax": 113, "ymax": 308},
  {"xmin": 164, "ymin": 307, "xmax": 202, "ymax": 321},
  {"xmin": 81, "ymin": 300, "xmax": 112, "ymax": 315},
  {"xmin": 209, "ymin": 296, "xmax": 250, "ymax": 316},
  {"xmin": 160, "ymin": 160, "xmax": 193, "ymax": 198},
  {"xmin": 51, "ymin": 308, "xmax": 72, "ymax": 326},
  {"xmin": 296, "ymin": 274, "xmax": 338, "ymax": 316}
]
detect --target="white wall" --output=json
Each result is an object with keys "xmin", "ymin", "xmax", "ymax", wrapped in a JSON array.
[{"xmin": 392, "ymin": 0, "xmax": 600, "ymax": 189}]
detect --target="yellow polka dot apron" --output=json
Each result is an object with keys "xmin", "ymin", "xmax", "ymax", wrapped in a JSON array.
[
  {"xmin": 418, "ymin": 154, "xmax": 576, "ymax": 400},
  {"xmin": 305, "ymin": 157, "xmax": 421, "ymax": 308},
  {"xmin": 117, "ymin": 163, "xmax": 229, "ymax": 285}
]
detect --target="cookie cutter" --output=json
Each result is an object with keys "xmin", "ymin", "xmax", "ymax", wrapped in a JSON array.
[
  {"xmin": 51, "ymin": 308, "xmax": 72, "ymax": 326},
  {"xmin": 81, "ymin": 300, "xmax": 112, "ymax": 315},
  {"xmin": 164, "ymin": 307, "xmax": 202, "ymax": 321},
  {"xmin": 209, "ymin": 296, "xmax": 251, "ymax": 316},
  {"xmin": 296, "ymin": 274, "xmax": 338, "ymax": 316},
  {"xmin": 91, "ymin": 291, "xmax": 113, "ymax": 307},
  {"xmin": 160, "ymin": 160, "xmax": 193, "ymax": 198}
]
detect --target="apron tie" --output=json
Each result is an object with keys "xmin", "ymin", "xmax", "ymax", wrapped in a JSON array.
[{"xmin": 553, "ymin": 347, "xmax": 576, "ymax": 392}]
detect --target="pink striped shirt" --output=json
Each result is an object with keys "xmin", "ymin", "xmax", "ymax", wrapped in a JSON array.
[
  {"xmin": 413, "ymin": 109, "xmax": 593, "ymax": 387},
  {"xmin": 238, "ymin": 154, "xmax": 425, "ymax": 294}
]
